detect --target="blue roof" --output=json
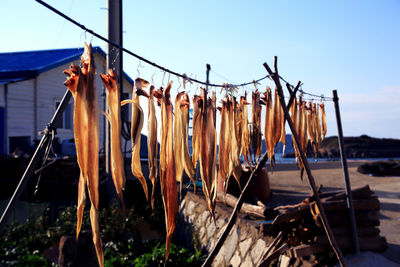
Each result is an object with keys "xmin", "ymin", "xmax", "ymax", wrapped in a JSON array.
[{"xmin": 0, "ymin": 47, "xmax": 134, "ymax": 85}]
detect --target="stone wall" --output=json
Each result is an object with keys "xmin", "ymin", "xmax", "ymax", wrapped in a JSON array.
[{"xmin": 177, "ymin": 191, "xmax": 273, "ymax": 267}]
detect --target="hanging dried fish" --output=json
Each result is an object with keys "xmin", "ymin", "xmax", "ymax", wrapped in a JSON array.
[
  {"xmin": 250, "ymin": 90, "xmax": 262, "ymax": 162},
  {"xmin": 174, "ymin": 92, "xmax": 196, "ymax": 195},
  {"xmin": 63, "ymin": 64, "xmax": 86, "ymax": 240},
  {"xmin": 199, "ymin": 88, "xmax": 217, "ymax": 219},
  {"xmin": 263, "ymin": 87, "xmax": 275, "ymax": 166},
  {"xmin": 315, "ymin": 103, "xmax": 323, "ymax": 153},
  {"xmin": 228, "ymin": 97, "xmax": 242, "ymax": 189},
  {"xmin": 100, "ymin": 70, "xmax": 126, "ymax": 210},
  {"xmin": 320, "ymin": 102, "xmax": 327, "ymax": 139},
  {"xmin": 306, "ymin": 102, "xmax": 318, "ymax": 159},
  {"xmin": 218, "ymin": 99, "xmax": 230, "ymax": 186},
  {"xmin": 121, "ymin": 78, "xmax": 150, "ymax": 201},
  {"xmin": 64, "ymin": 43, "xmax": 103, "ymax": 267},
  {"xmin": 147, "ymin": 85, "xmax": 158, "ymax": 209},
  {"xmin": 154, "ymin": 82, "xmax": 178, "ymax": 260},
  {"xmin": 279, "ymin": 92, "xmax": 286, "ymax": 153},
  {"xmin": 191, "ymin": 95, "xmax": 202, "ymax": 168},
  {"xmin": 239, "ymin": 92, "xmax": 252, "ymax": 168}
]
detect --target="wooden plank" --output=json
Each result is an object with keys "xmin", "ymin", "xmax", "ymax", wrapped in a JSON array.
[
  {"xmin": 331, "ymin": 226, "xmax": 380, "ymax": 237},
  {"xmin": 322, "ymin": 198, "xmax": 380, "ymax": 211},
  {"xmin": 314, "ymin": 235, "xmax": 387, "ymax": 252},
  {"xmin": 289, "ymin": 244, "xmax": 329, "ymax": 258}
]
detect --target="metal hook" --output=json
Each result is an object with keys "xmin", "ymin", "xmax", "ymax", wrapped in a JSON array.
[
  {"xmin": 136, "ymin": 60, "xmax": 143, "ymax": 77},
  {"xmin": 162, "ymin": 71, "xmax": 166, "ymax": 87}
]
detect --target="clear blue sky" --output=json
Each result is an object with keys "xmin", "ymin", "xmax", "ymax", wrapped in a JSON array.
[{"xmin": 1, "ymin": 0, "xmax": 399, "ymax": 138}]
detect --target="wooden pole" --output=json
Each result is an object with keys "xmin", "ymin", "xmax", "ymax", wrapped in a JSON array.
[
  {"xmin": 333, "ymin": 90, "xmax": 360, "ymax": 254},
  {"xmin": 263, "ymin": 58, "xmax": 346, "ymax": 267}
]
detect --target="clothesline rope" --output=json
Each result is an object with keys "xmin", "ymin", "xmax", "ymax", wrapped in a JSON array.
[{"xmin": 35, "ymin": 0, "xmax": 331, "ymax": 100}]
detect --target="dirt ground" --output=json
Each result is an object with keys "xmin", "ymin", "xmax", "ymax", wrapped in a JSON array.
[{"xmin": 266, "ymin": 161, "xmax": 400, "ymax": 264}]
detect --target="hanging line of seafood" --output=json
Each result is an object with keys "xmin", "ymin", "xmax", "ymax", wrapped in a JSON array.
[{"xmin": 38, "ymin": 1, "xmax": 331, "ymax": 266}]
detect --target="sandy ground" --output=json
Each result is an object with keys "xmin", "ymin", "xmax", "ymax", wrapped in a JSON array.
[{"xmin": 265, "ymin": 161, "xmax": 400, "ymax": 264}]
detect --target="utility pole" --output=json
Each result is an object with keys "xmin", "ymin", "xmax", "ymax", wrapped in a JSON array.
[{"xmin": 106, "ymin": 0, "xmax": 123, "ymax": 175}]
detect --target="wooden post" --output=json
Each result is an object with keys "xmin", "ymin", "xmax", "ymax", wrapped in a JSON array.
[
  {"xmin": 263, "ymin": 58, "xmax": 346, "ymax": 267},
  {"xmin": 333, "ymin": 90, "xmax": 360, "ymax": 254}
]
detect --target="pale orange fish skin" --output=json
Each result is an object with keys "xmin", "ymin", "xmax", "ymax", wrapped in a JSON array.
[
  {"xmin": 64, "ymin": 43, "xmax": 103, "ymax": 267},
  {"xmin": 100, "ymin": 70, "xmax": 126, "ymax": 210}
]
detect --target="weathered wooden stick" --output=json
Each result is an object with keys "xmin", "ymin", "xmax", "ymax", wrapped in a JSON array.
[
  {"xmin": 217, "ymin": 193, "xmax": 267, "ymax": 219},
  {"xmin": 259, "ymin": 231, "xmax": 284, "ymax": 262},
  {"xmin": 286, "ymin": 81, "xmax": 302, "ymax": 110},
  {"xmin": 201, "ymin": 151, "xmax": 270, "ymax": 266},
  {"xmin": 258, "ymin": 243, "xmax": 290, "ymax": 267},
  {"xmin": 263, "ymin": 58, "xmax": 346, "ymax": 267}
]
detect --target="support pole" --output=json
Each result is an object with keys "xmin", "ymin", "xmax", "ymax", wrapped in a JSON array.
[
  {"xmin": 263, "ymin": 58, "xmax": 346, "ymax": 267},
  {"xmin": 106, "ymin": 0, "xmax": 123, "ymax": 175},
  {"xmin": 0, "ymin": 89, "xmax": 72, "ymax": 231},
  {"xmin": 333, "ymin": 90, "xmax": 360, "ymax": 254},
  {"xmin": 206, "ymin": 64, "xmax": 211, "ymax": 91}
]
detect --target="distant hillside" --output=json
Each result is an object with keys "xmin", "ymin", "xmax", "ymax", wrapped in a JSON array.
[{"xmin": 319, "ymin": 135, "xmax": 400, "ymax": 158}]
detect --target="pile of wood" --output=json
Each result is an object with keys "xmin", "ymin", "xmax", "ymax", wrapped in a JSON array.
[{"xmin": 255, "ymin": 185, "xmax": 387, "ymax": 266}]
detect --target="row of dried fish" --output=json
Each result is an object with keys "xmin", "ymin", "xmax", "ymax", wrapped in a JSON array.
[{"xmin": 64, "ymin": 45, "xmax": 327, "ymax": 265}]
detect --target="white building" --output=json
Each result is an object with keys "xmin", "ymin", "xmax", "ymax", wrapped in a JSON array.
[{"xmin": 0, "ymin": 47, "xmax": 134, "ymax": 155}]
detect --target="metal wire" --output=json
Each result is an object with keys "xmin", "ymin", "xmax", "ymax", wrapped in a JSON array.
[{"xmin": 36, "ymin": 0, "xmax": 332, "ymax": 99}]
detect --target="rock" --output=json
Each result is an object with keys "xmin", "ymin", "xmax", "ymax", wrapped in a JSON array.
[
  {"xmin": 186, "ymin": 200, "xmax": 197, "ymax": 215},
  {"xmin": 207, "ymin": 221, "xmax": 217, "ymax": 238},
  {"xmin": 58, "ymin": 236, "xmax": 77, "ymax": 266},
  {"xmin": 239, "ymin": 237, "xmax": 253, "ymax": 258},
  {"xmin": 222, "ymin": 227, "xmax": 240, "ymax": 263},
  {"xmin": 251, "ymin": 239, "xmax": 266, "ymax": 264},
  {"xmin": 201, "ymin": 210, "xmax": 210, "ymax": 224},
  {"xmin": 242, "ymin": 253, "xmax": 253, "ymax": 267},
  {"xmin": 58, "ymin": 233, "xmax": 98, "ymax": 267},
  {"xmin": 230, "ymin": 251, "xmax": 241, "ymax": 267}
]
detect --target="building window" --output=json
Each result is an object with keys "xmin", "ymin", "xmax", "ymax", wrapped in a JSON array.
[{"xmin": 55, "ymin": 101, "xmax": 72, "ymax": 130}]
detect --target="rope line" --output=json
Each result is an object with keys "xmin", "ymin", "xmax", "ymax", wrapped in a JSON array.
[{"xmin": 35, "ymin": 0, "xmax": 331, "ymax": 100}]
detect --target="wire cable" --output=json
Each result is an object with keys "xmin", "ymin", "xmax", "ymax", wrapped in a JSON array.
[
  {"xmin": 35, "ymin": 0, "xmax": 270, "ymax": 88},
  {"xmin": 36, "ymin": 0, "xmax": 332, "ymax": 100}
]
